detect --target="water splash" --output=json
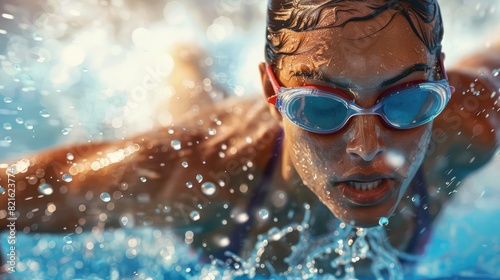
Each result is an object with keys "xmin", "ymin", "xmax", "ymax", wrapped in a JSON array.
[{"xmin": 216, "ymin": 205, "xmax": 406, "ymax": 280}]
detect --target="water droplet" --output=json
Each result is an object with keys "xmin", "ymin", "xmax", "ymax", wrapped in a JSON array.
[
  {"xmin": 3, "ymin": 123, "xmax": 12, "ymax": 130},
  {"xmin": 493, "ymin": 68, "xmax": 500, "ymax": 77},
  {"xmin": 63, "ymin": 235, "xmax": 73, "ymax": 244},
  {"xmin": 100, "ymin": 192, "xmax": 111, "ymax": 202},
  {"xmin": 24, "ymin": 121, "xmax": 34, "ymax": 130},
  {"xmin": 258, "ymin": 208, "xmax": 269, "ymax": 220},
  {"xmin": 0, "ymin": 186, "xmax": 5, "ymax": 195},
  {"xmin": 189, "ymin": 210, "xmax": 200, "ymax": 221},
  {"xmin": 208, "ymin": 128, "xmax": 217, "ymax": 135},
  {"xmin": 215, "ymin": 236, "xmax": 230, "ymax": 247},
  {"xmin": 4, "ymin": 136, "xmax": 12, "ymax": 143},
  {"xmin": 120, "ymin": 216, "xmax": 129, "ymax": 226},
  {"xmin": 120, "ymin": 182, "xmax": 129, "ymax": 191},
  {"xmin": 66, "ymin": 153, "xmax": 74, "ymax": 161},
  {"xmin": 384, "ymin": 150, "xmax": 405, "ymax": 169},
  {"xmin": 33, "ymin": 32, "xmax": 44, "ymax": 41},
  {"xmin": 186, "ymin": 181, "xmax": 193, "ymax": 189},
  {"xmin": 411, "ymin": 194, "xmax": 420, "ymax": 206},
  {"xmin": 140, "ymin": 177, "xmax": 147, "ymax": 183},
  {"xmin": 3, "ymin": 97, "xmax": 12, "ymax": 103},
  {"xmin": 15, "ymin": 118, "xmax": 23, "ymax": 124},
  {"xmin": 61, "ymin": 128, "xmax": 72, "ymax": 135},
  {"xmin": 62, "ymin": 174, "xmax": 73, "ymax": 182},
  {"xmin": 62, "ymin": 245, "xmax": 74, "ymax": 256},
  {"xmin": 38, "ymin": 183, "xmax": 53, "ymax": 195},
  {"xmin": 170, "ymin": 140, "xmax": 181, "ymax": 150},
  {"xmin": 201, "ymin": 182, "xmax": 216, "ymax": 196},
  {"xmin": 181, "ymin": 161, "xmax": 188, "ymax": 168},
  {"xmin": 39, "ymin": 109, "xmax": 50, "ymax": 118},
  {"xmin": 379, "ymin": 217, "xmax": 389, "ymax": 226},
  {"xmin": 196, "ymin": 174, "xmax": 203, "ymax": 183}
]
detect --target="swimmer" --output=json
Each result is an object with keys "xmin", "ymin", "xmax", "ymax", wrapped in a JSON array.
[{"xmin": 1, "ymin": 0, "xmax": 499, "ymax": 276}]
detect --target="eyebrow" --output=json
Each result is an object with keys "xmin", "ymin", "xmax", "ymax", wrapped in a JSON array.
[
  {"xmin": 379, "ymin": 63, "xmax": 430, "ymax": 88},
  {"xmin": 293, "ymin": 63, "xmax": 431, "ymax": 90}
]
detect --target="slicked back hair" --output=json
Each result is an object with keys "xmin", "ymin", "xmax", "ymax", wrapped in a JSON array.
[{"xmin": 265, "ymin": 0, "xmax": 443, "ymax": 67}]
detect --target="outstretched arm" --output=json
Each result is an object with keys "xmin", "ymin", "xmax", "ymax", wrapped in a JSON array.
[{"xmin": 0, "ymin": 140, "xmax": 135, "ymax": 232}]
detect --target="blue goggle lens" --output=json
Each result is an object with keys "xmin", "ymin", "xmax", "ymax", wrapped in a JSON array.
[
  {"xmin": 288, "ymin": 96, "xmax": 349, "ymax": 132},
  {"xmin": 381, "ymin": 88, "xmax": 441, "ymax": 128}
]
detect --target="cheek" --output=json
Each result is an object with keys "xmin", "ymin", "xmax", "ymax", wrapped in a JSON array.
[
  {"xmin": 401, "ymin": 125, "xmax": 432, "ymax": 164},
  {"xmin": 285, "ymin": 122, "xmax": 345, "ymax": 183},
  {"xmin": 385, "ymin": 124, "xmax": 432, "ymax": 179}
]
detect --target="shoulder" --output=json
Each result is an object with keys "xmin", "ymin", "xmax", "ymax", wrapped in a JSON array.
[{"xmin": 422, "ymin": 49, "xmax": 499, "ymax": 210}]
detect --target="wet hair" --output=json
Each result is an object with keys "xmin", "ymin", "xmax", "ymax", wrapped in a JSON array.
[{"xmin": 265, "ymin": 0, "xmax": 444, "ymax": 67}]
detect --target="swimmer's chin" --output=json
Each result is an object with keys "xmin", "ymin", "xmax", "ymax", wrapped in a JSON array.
[{"xmin": 325, "ymin": 200, "xmax": 397, "ymax": 228}]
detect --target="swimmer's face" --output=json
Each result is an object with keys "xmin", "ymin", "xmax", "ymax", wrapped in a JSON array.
[{"xmin": 263, "ymin": 8, "xmax": 437, "ymax": 227}]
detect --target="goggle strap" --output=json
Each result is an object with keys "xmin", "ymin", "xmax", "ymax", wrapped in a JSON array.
[
  {"xmin": 266, "ymin": 65, "xmax": 281, "ymax": 105},
  {"xmin": 266, "ymin": 65, "xmax": 281, "ymax": 91},
  {"xmin": 268, "ymin": 95, "xmax": 277, "ymax": 105}
]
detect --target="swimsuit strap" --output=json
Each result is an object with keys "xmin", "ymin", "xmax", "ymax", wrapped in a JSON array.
[
  {"xmin": 402, "ymin": 167, "xmax": 432, "ymax": 257},
  {"xmin": 214, "ymin": 129, "xmax": 283, "ymax": 261}
]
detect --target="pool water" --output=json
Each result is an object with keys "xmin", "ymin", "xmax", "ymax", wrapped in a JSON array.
[{"xmin": 2, "ymin": 153, "xmax": 500, "ymax": 280}]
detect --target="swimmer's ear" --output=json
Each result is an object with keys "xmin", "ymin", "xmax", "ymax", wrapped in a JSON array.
[{"xmin": 259, "ymin": 62, "xmax": 283, "ymax": 122}]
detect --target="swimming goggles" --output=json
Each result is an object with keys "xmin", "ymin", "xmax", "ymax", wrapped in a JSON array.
[{"xmin": 266, "ymin": 65, "xmax": 454, "ymax": 134}]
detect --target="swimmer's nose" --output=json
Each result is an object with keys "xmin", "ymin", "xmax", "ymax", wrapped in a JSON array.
[{"xmin": 345, "ymin": 115, "xmax": 386, "ymax": 161}]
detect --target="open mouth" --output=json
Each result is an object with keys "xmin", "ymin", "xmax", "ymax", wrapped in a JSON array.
[
  {"xmin": 339, "ymin": 179, "xmax": 393, "ymax": 206},
  {"xmin": 347, "ymin": 180, "xmax": 383, "ymax": 191}
]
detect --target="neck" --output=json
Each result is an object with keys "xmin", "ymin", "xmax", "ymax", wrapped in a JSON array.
[{"xmin": 385, "ymin": 175, "xmax": 425, "ymax": 252}]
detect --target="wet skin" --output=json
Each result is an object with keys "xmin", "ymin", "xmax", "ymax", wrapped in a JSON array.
[
  {"xmin": 262, "ymin": 12, "xmax": 435, "ymax": 228},
  {"xmin": 1, "ymin": 8, "xmax": 499, "ymax": 273}
]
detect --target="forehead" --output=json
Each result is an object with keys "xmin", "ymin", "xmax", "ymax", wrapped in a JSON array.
[{"xmin": 277, "ymin": 11, "xmax": 433, "ymax": 88}]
